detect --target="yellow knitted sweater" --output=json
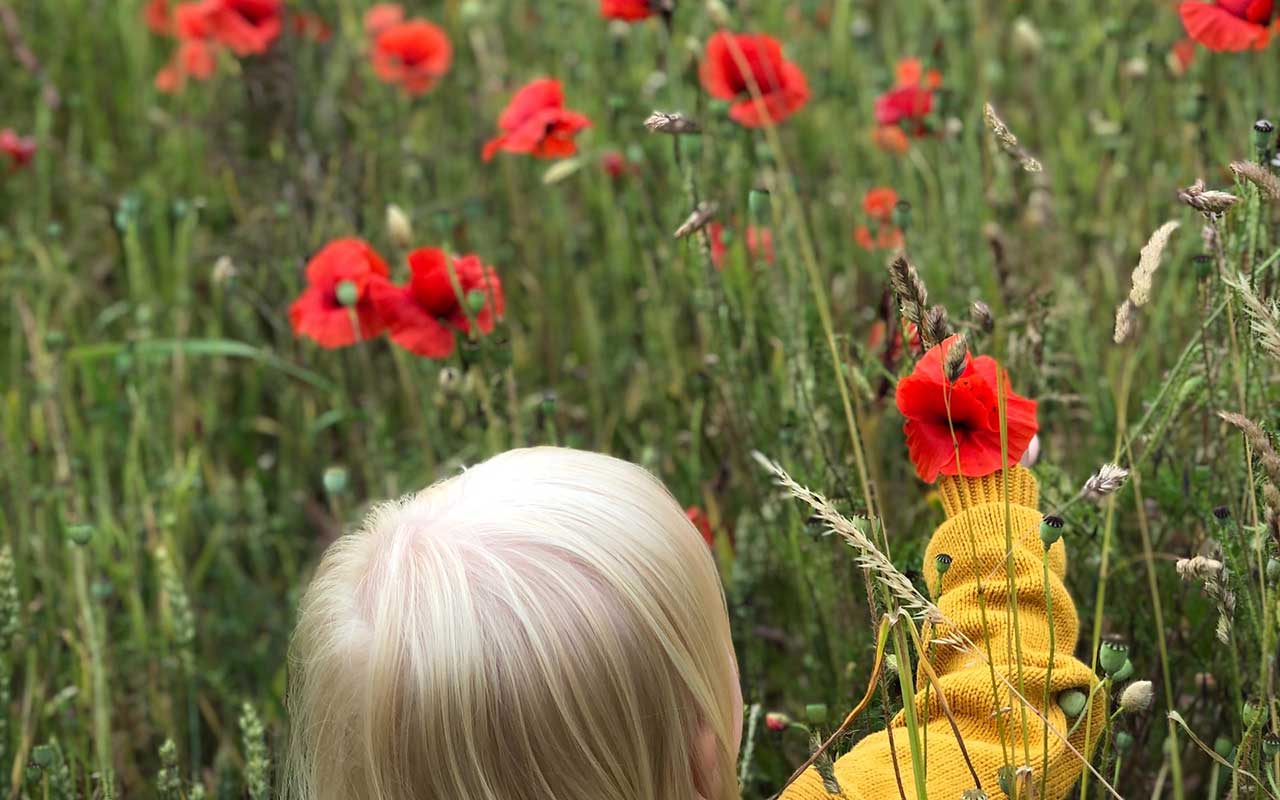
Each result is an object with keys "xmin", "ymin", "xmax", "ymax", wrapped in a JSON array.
[{"xmin": 781, "ymin": 467, "xmax": 1104, "ymax": 800}]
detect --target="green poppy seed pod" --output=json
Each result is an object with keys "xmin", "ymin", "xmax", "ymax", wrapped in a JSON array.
[
  {"xmin": 335, "ymin": 280, "xmax": 359, "ymax": 308},
  {"xmin": 1115, "ymin": 731, "xmax": 1134, "ymax": 752},
  {"xmin": 1057, "ymin": 689, "xmax": 1088, "ymax": 719},
  {"xmin": 31, "ymin": 744, "xmax": 55, "ymax": 768},
  {"xmin": 1264, "ymin": 733, "xmax": 1280, "ymax": 757},
  {"xmin": 892, "ymin": 200, "xmax": 912, "ymax": 231},
  {"xmin": 1254, "ymin": 119, "xmax": 1274, "ymax": 158},
  {"xmin": 1112, "ymin": 658, "xmax": 1135, "ymax": 683},
  {"xmin": 961, "ymin": 791, "xmax": 989, "ymax": 800},
  {"xmin": 934, "ymin": 553, "xmax": 953, "ymax": 576},
  {"xmin": 465, "ymin": 289, "xmax": 488, "ymax": 315},
  {"xmin": 996, "ymin": 765, "xmax": 1014, "ymax": 797},
  {"xmin": 1267, "ymin": 558, "xmax": 1280, "ymax": 583},
  {"xmin": 322, "ymin": 466, "xmax": 348, "ymax": 496},
  {"xmin": 805, "ymin": 703, "xmax": 828, "ymax": 724},
  {"xmin": 749, "ymin": 188, "xmax": 772, "ymax": 225},
  {"xmin": 1099, "ymin": 641, "xmax": 1129, "ymax": 676},
  {"xmin": 66, "ymin": 523, "xmax": 95, "ymax": 547},
  {"xmin": 1040, "ymin": 515, "xmax": 1064, "ymax": 548}
]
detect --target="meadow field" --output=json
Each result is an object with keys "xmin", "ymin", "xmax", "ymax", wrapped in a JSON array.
[{"xmin": 5, "ymin": 0, "xmax": 1280, "ymax": 797}]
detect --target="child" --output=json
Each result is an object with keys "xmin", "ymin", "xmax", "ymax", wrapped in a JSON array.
[
  {"xmin": 781, "ymin": 464, "xmax": 1104, "ymax": 799},
  {"xmin": 285, "ymin": 447, "xmax": 743, "ymax": 800}
]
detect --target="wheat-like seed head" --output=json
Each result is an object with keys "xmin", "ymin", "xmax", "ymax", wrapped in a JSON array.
[
  {"xmin": 1230, "ymin": 160, "xmax": 1280, "ymax": 200},
  {"xmin": 1128, "ymin": 220, "xmax": 1180, "ymax": 307}
]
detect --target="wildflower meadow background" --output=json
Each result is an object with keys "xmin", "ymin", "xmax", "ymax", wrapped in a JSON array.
[{"xmin": 5, "ymin": 0, "xmax": 1280, "ymax": 797}]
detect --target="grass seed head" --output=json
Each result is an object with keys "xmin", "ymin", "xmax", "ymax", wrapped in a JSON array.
[
  {"xmin": 922, "ymin": 304, "xmax": 952, "ymax": 349},
  {"xmin": 644, "ymin": 110, "xmax": 701, "ymax": 135},
  {"xmin": 1113, "ymin": 299, "xmax": 1135, "ymax": 344},
  {"xmin": 887, "ymin": 256, "xmax": 929, "ymax": 328},
  {"xmin": 983, "ymin": 102, "xmax": 1043, "ymax": 172},
  {"xmin": 970, "ymin": 299, "xmax": 994, "ymax": 332},
  {"xmin": 1176, "ymin": 555, "xmax": 1224, "ymax": 581},
  {"xmin": 943, "ymin": 333, "xmax": 967, "ymax": 381},
  {"xmin": 1229, "ymin": 160, "xmax": 1280, "ymax": 200},
  {"xmin": 1083, "ymin": 462, "xmax": 1130, "ymax": 499},
  {"xmin": 1178, "ymin": 178, "xmax": 1239, "ymax": 217}
]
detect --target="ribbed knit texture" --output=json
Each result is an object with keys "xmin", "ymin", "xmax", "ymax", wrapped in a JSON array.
[{"xmin": 781, "ymin": 466, "xmax": 1104, "ymax": 800}]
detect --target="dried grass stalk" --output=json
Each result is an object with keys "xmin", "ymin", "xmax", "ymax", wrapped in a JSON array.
[
  {"xmin": 983, "ymin": 103, "xmax": 1043, "ymax": 173},
  {"xmin": 673, "ymin": 201, "xmax": 718, "ymax": 238},
  {"xmin": 1113, "ymin": 299, "xmax": 1135, "ymax": 344}
]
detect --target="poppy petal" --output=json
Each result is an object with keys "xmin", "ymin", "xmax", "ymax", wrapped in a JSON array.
[{"xmin": 1180, "ymin": 1, "xmax": 1269, "ymax": 50}]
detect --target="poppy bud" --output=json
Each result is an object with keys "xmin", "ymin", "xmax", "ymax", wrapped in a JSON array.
[
  {"xmin": 1115, "ymin": 731, "xmax": 1134, "ymax": 752},
  {"xmin": 705, "ymin": 0, "xmax": 731, "ymax": 29},
  {"xmin": 438, "ymin": 366, "xmax": 461, "ymax": 393},
  {"xmin": 1112, "ymin": 658, "xmax": 1134, "ymax": 683},
  {"xmin": 1265, "ymin": 733, "xmax": 1280, "ymax": 757},
  {"xmin": 322, "ymin": 466, "xmax": 348, "ymax": 495},
  {"xmin": 386, "ymin": 204, "xmax": 414, "ymax": 250},
  {"xmin": 996, "ymin": 765, "xmax": 1014, "ymax": 797},
  {"xmin": 1119, "ymin": 680, "xmax": 1154, "ymax": 713},
  {"xmin": 1099, "ymin": 641, "xmax": 1129, "ymax": 676},
  {"xmin": 805, "ymin": 704, "xmax": 828, "ymax": 724},
  {"xmin": 66, "ymin": 523, "xmax": 95, "ymax": 547},
  {"xmin": 1268, "ymin": 558, "xmax": 1280, "ymax": 583},
  {"xmin": 1214, "ymin": 736, "xmax": 1235, "ymax": 759},
  {"xmin": 764, "ymin": 712, "xmax": 791, "ymax": 732},
  {"xmin": 1011, "ymin": 17, "xmax": 1043, "ymax": 59},
  {"xmin": 1057, "ymin": 689, "xmax": 1087, "ymax": 719},
  {"xmin": 749, "ymin": 188, "xmax": 771, "ymax": 225},
  {"xmin": 934, "ymin": 553, "xmax": 953, "ymax": 576},
  {"xmin": 970, "ymin": 300, "xmax": 995, "ymax": 333},
  {"xmin": 1040, "ymin": 515, "xmax": 1064, "ymax": 548},
  {"xmin": 335, "ymin": 280, "xmax": 359, "ymax": 307}
]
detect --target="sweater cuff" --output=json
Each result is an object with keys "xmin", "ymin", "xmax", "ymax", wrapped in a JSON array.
[{"xmin": 936, "ymin": 465, "xmax": 1038, "ymax": 518}]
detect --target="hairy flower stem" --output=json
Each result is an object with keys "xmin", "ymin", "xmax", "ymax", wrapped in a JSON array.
[
  {"xmin": 1040, "ymin": 547, "xmax": 1056, "ymax": 800},
  {"xmin": 1123, "ymin": 437, "xmax": 1184, "ymax": 800}
]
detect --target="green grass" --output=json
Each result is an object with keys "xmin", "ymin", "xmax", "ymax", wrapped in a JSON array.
[{"xmin": 5, "ymin": 0, "xmax": 1280, "ymax": 797}]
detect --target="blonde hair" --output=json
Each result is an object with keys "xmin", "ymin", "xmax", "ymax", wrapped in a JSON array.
[{"xmin": 285, "ymin": 447, "xmax": 739, "ymax": 800}]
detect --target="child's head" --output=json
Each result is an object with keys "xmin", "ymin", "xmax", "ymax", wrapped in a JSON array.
[{"xmin": 286, "ymin": 447, "xmax": 741, "ymax": 800}]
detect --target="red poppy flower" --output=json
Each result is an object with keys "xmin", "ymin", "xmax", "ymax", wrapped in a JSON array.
[
  {"xmin": 371, "ymin": 20, "xmax": 452, "ymax": 95},
  {"xmin": 854, "ymin": 224, "xmax": 904, "ymax": 251},
  {"xmin": 686, "ymin": 506, "xmax": 716, "ymax": 547},
  {"xmin": 0, "ymin": 129, "xmax": 35, "ymax": 172},
  {"xmin": 289, "ymin": 238, "xmax": 392, "ymax": 348},
  {"xmin": 895, "ymin": 335, "xmax": 1038, "ymax": 483},
  {"xmin": 175, "ymin": 0, "xmax": 282, "ymax": 56},
  {"xmin": 601, "ymin": 150, "xmax": 636, "ymax": 178},
  {"xmin": 862, "ymin": 187, "xmax": 899, "ymax": 221},
  {"xmin": 482, "ymin": 79, "xmax": 592, "ymax": 161},
  {"xmin": 707, "ymin": 223, "xmax": 775, "ymax": 269},
  {"xmin": 600, "ymin": 0, "xmax": 659, "ymax": 19},
  {"xmin": 871, "ymin": 124, "xmax": 910, "ymax": 153},
  {"xmin": 1180, "ymin": 0, "xmax": 1273, "ymax": 51},
  {"xmin": 364, "ymin": 3, "xmax": 404, "ymax": 36},
  {"xmin": 145, "ymin": 0, "xmax": 173, "ymax": 33},
  {"xmin": 874, "ymin": 57, "xmax": 941, "ymax": 141},
  {"xmin": 699, "ymin": 31, "xmax": 810, "ymax": 127},
  {"xmin": 372, "ymin": 247, "xmax": 504, "ymax": 359}
]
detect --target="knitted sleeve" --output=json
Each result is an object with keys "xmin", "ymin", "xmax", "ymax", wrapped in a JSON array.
[{"xmin": 779, "ymin": 466, "xmax": 1104, "ymax": 800}]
